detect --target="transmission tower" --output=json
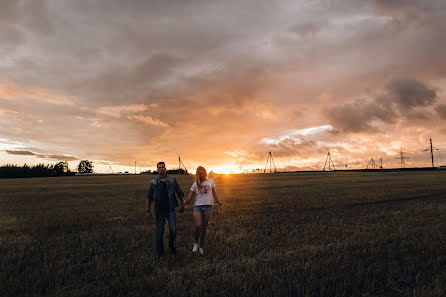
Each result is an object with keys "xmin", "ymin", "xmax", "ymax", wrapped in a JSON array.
[
  {"xmin": 423, "ymin": 138, "xmax": 439, "ymax": 168},
  {"xmin": 366, "ymin": 157, "xmax": 383, "ymax": 169},
  {"xmin": 106, "ymin": 165, "xmax": 114, "ymax": 174},
  {"xmin": 178, "ymin": 155, "xmax": 188, "ymax": 174},
  {"xmin": 366, "ymin": 157, "xmax": 376, "ymax": 169},
  {"xmin": 395, "ymin": 147, "xmax": 409, "ymax": 168},
  {"xmin": 264, "ymin": 151, "xmax": 277, "ymax": 173},
  {"xmin": 323, "ymin": 152, "xmax": 335, "ymax": 171}
]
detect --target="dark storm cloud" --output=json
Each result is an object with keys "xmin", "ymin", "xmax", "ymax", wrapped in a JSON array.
[
  {"xmin": 436, "ymin": 104, "xmax": 446, "ymax": 119},
  {"xmin": 325, "ymin": 98, "xmax": 396, "ymax": 133},
  {"xmin": 0, "ymin": 0, "xmax": 52, "ymax": 59},
  {"xmin": 5, "ymin": 150, "xmax": 36, "ymax": 156},
  {"xmin": 289, "ymin": 22, "xmax": 323, "ymax": 38},
  {"xmin": 0, "ymin": 1, "xmax": 25, "ymax": 50},
  {"xmin": 402, "ymin": 110, "xmax": 436, "ymax": 124},
  {"xmin": 385, "ymin": 78, "xmax": 437, "ymax": 110},
  {"xmin": 270, "ymin": 138, "xmax": 325, "ymax": 158},
  {"xmin": 0, "ymin": 0, "xmax": 52, "ymax": 35},
  {"xmin": 80, "ymin": 53, "xmax": 185, "ymax": 104},
  {"xmin": 373, "ymin": 0, "xmax": 446, "ymax": 14},
  {"xmin": 5, "ymin": 149, "xmax": 78, "ymax": 161},
  {"xmin": 257, "ymin": 135, "xmax": 347, "ymax": 159},
  {"xmin": 325, "ymin": 78, "xmax": 437, "ymax": 133}
]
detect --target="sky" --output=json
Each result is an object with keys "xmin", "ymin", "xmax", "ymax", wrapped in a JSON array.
[{"xmin": 1, "ymin": 0, "xmax": 446, "ymax": 174}]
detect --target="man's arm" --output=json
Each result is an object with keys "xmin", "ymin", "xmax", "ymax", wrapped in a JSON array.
[
  {"xmin": 146, "ymin": 182, "xmax": 155, "ymax": 219},
  {"xmin": 146, "ymin": 199, "xmax": 152, "ymax": 219},
  {"xmin": 174, "ymin": 178, "xmax": 185, "ymax": 213},
  {"xmin": 174, "ymin": 178, "xmax": 184, "ymax": 200}
]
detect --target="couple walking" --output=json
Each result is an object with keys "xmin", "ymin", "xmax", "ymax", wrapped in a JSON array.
[{"xmin": 146, "ymin": 162, "xmax": 223, "ymax": 257}]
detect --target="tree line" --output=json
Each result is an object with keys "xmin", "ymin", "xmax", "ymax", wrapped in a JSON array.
[
  {"xmin": 0, "ymin": 160, "xmax": 93, "ymax": 179},
  {"xmin": 1, "ymin": 160, "xmax": 190, "ymax": 178},
  {"xmin": 140, "ymin": 169, "xmax": 188, "ymax": 175}
]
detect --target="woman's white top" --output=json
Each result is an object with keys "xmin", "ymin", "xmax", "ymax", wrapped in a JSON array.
[{"xmin": 190, "ymin": 178, "xmax": 216, "ymax": 206}]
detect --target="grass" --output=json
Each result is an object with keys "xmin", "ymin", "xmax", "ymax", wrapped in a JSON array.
[{"xmin": 1, "ymin": 171, "xmax": 446, "ymax": 296}]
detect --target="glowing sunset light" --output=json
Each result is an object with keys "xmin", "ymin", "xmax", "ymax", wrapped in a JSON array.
[
  {"xmin": 1, "ymin": 1, "xmax": 446, "ymax": 171},
  {"xmin": 210, "ymin": 165, "xmax": 245, "ymax": 175}
]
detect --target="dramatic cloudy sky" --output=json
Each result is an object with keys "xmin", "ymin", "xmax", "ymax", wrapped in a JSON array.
[{"xmin": 1, "ymin": 0, "xmax": 446, "ymax": 173}]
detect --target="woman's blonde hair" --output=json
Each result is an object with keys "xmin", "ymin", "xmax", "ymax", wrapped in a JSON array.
[{"xmin": 195, "ymin": 166, "xmax": 207, "ymax": 186}]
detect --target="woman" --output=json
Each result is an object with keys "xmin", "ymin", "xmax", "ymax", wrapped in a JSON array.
[{"xmin": 184, "ymin": 166, "xmax": 223, "ymax": 255}]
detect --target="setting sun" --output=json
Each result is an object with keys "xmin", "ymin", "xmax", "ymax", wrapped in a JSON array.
[{"xmin": 210, "ymin": 165, "xmax": 244, "ymax": 175}]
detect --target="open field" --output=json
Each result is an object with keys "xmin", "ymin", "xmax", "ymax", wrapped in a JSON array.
[{"xmin": 1, "ymin": 171, "xmax": 446, "ymax": 297}]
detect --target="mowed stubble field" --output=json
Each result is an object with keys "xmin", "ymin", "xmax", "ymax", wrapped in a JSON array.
[{"xmin": 1, "ymin": 171, "xmax": 446, "ymax": 297}]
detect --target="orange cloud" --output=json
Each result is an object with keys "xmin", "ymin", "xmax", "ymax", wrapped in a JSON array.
[
  {"xmin": 97, "ymin": 104, "xmax": 168, "ymax": 127},
  {"xmin": 97, "ymin": 104, "xmax": 149, "ymax": 118},
  {"xmin": 0, "ymin": 77, "xmax": 75, "ymax": 105}
]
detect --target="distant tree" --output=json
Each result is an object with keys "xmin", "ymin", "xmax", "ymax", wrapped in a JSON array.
[
  {"xmin": 54, "ymin": 161, "xmax": 69, "ymax": 176},
  {"xmin": 0, "ymin": 163, "xmax": 74, "ymax": 178},
  {"xmin": 166, "ymin": 169, "xmax": 188, "ymax": 175},
  {"xmin": 76, "ymin": 160, "xmax": 93, "ymax": 173},
  {"xmin": 30, "ymin": 163, "xmax": 52, "ymax": 177}
]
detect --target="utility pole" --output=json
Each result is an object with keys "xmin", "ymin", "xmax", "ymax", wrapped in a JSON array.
[
  {"xmin": 423, "ymin": 138, "xmax": 439, "ymax": 168},
  {"xmin": 264, "ymin": 151, "xmax": 277, "ymax": 173},
  {"xmin": 323, "ymin": 152, "xmax": 335, "ymax": 171},
  {"xmin": 135, "ymin": 161, "xmax": 136, "ymax": 175}
]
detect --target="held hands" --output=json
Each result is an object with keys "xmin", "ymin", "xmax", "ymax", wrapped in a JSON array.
[
  {"xmin": 146, "ymin": 210, "xmax": 153, "ymax": 220},
  {"xmin": 180, "ymin": 203, "xmax": 185, "ymax": 214}
]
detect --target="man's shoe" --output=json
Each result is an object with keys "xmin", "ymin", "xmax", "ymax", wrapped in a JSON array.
[
  {"xmin": 199, "ymin": 247, "xmax": 204, "ymax": 255},
  {"xmin": 192, "ymin": 243, "xmax": 199, "ymax": 253}
]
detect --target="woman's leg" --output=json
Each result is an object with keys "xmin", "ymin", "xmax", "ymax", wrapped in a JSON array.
[
  {"xmin": 199, "ymin": 215, "xmax": 211, "ymax": 248},
  {"xmin": 193, "ymin": 211, "xmax": 203, "ymax": 244}
]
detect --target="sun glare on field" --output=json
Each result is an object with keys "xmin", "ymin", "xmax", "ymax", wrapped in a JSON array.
[{"xmin": 211, "ymin": 165, "xmax": 243, "ymax": 175}]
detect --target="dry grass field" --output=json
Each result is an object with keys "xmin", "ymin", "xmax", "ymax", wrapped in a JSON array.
[{"xmin": 1, "ymin": 171, "xmax": 446, "ymax": 297}]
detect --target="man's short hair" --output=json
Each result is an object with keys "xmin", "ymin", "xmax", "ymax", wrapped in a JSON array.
[{"xmin": 157, "ymin": 161, "xmax": 165, "ymax": 167}]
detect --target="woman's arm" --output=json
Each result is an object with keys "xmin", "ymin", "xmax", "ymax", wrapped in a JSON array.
[
  {"xmin": 212, "ymin": 187, "xmax": 222, "ymax": 205},
  {"xmin": 184, "ymin": 190, "xmax": 195, "ymax": 205}
]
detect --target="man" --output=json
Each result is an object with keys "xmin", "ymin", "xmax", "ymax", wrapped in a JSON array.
[{"xmin": 146, "ymin": 162, "xmax": 185, "ymax": 257}]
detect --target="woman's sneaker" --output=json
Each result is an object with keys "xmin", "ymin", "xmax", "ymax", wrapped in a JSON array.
[
  {"xmin": 192, "ymin": 243, "xmax": 199, "ymax": 253},
  {"xmin": 199, "ymin": 247, "xmax": 204, "ymax": 255}
]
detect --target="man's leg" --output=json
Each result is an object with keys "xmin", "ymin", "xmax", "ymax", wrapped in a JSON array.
[
  {"xmin": 167, "ymin": 210, "xmax": 177, "ymax": 253},
  {"xmin": 155, "ymin": 213, "xmax": 166, "ymax": 256}
]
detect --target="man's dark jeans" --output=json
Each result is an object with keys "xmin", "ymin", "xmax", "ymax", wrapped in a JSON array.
[{"xmin": 155, "ymin": 210, "xmax": 177, "ymax": 256}]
